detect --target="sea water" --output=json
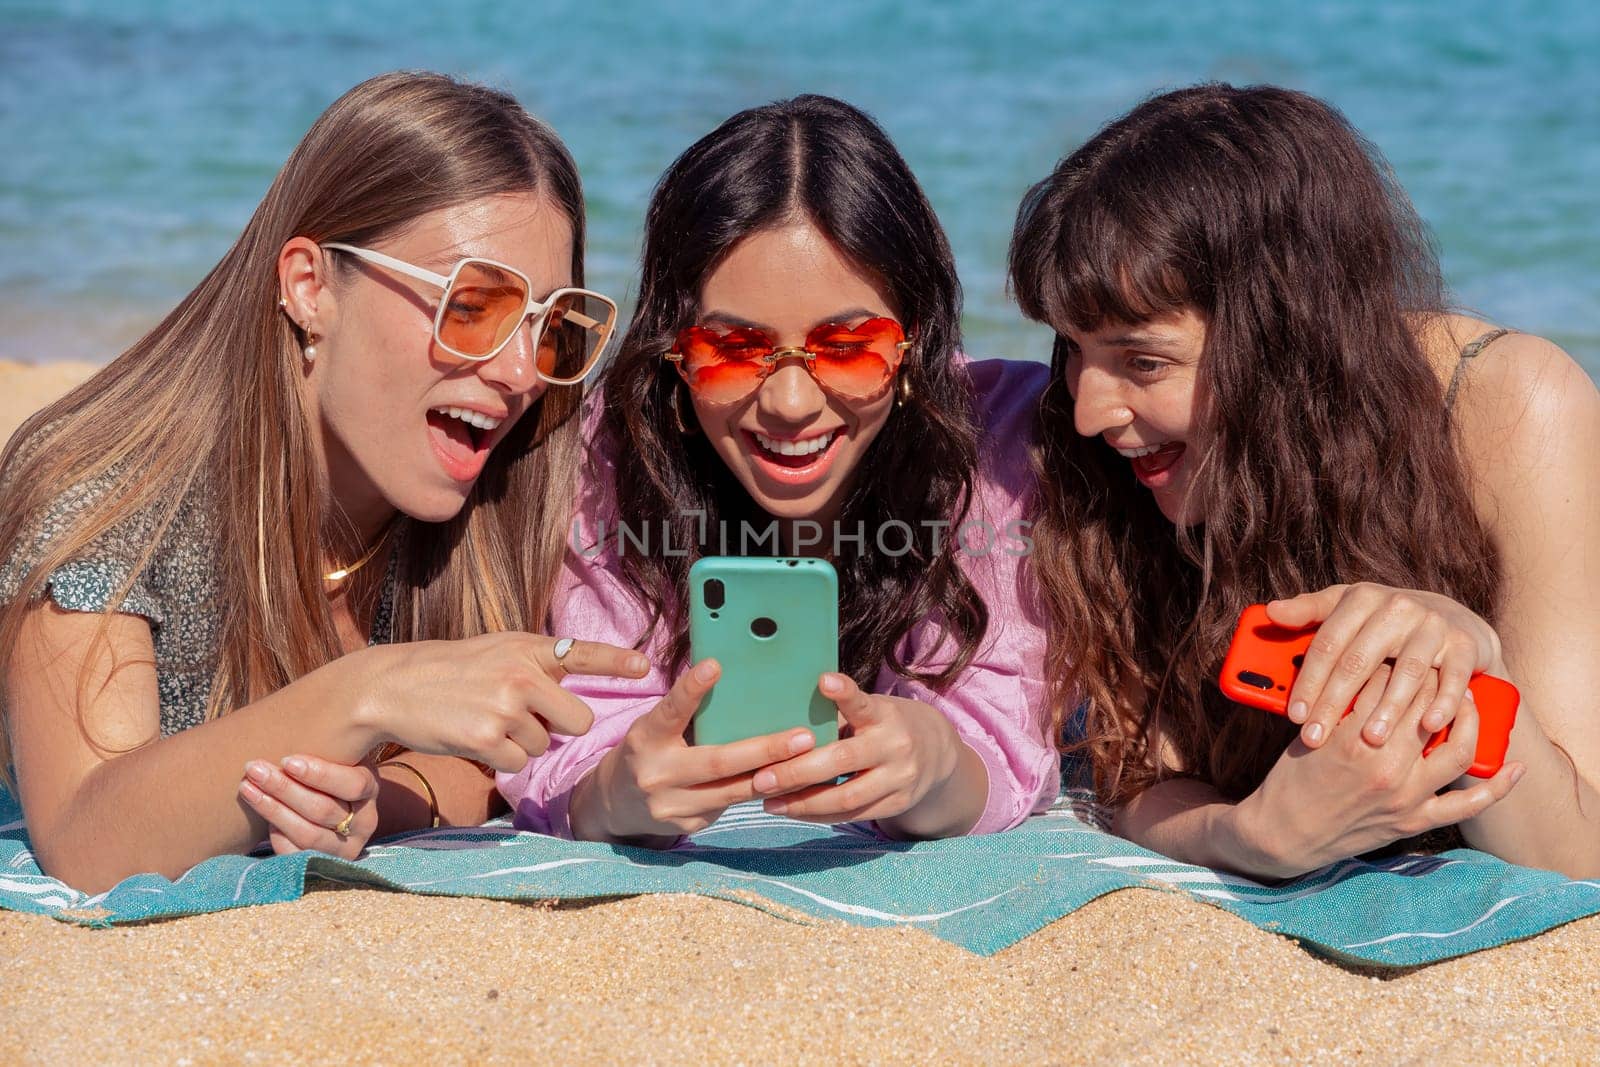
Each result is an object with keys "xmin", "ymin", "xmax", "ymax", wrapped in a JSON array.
[{"xmin": 2, "ymin": 0, "xmax": 1595, "ymax": 374}]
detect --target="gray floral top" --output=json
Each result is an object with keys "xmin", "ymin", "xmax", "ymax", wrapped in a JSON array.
[{"xmin": 0, "ymin": 470, "xmax": 395, "ymax": 736}]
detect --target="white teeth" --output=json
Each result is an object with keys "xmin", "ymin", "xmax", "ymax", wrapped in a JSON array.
[
  {"xmin": 754, "ymin": 430, "xmax": 836, "ymax": 458},
  {"xmin": 432, "ymin": 406, "xmax": 503, "ymax": 432},
  {"xmin": 1115, "ymin": 442, "xmax": 1169, "ymax": 458}
]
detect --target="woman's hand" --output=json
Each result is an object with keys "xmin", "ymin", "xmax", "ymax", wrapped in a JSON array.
[
  {"xmin": 749, "ymin": 673, "xmax": 975, "ymax": 832},
  {"xmin": 349, "ymin": 633, "xmax": 650, "ymax": 774},
  {"xmin": 1267, "ymin": 583, "xmax": 1505, "ymax": 750},
  {"xmin": 238, "ymin": 754, "xmax": 380, "ymax": 859},
  {"xmin": 1232, "ymin": 664, "xmax": 1523, "ymax": 878},
  {"xmin": 568, "ymin": 659, "xmax": 818, "ymax": 846}
]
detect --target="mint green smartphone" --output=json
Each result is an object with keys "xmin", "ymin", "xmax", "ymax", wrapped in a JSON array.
[{"xmin": 687, "ymin": 556, "xmax": 839, "ymax": 748}]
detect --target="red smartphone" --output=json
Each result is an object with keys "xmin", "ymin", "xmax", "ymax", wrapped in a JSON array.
[{"xmin": 1219, "ymin": 604, "xmax": 1518, "ymax": 778}]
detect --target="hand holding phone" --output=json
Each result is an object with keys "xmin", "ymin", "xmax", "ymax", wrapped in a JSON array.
[
  {"xmin": 567, "ymin": 658, "xmax": 819, "ymax": 845},
  {"xmin": 1220, "ymin": 605, "xmax": 1518, "ymax": 778}
]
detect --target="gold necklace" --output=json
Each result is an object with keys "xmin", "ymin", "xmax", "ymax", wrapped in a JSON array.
[{"xmin": 322, "ymin": 518, "xmax": 397, "ymax": 585}]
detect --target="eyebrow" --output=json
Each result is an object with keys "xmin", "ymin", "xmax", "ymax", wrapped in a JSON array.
[
  {"xmin": 1099, "ymin": 331, "xmax": 1190, "ymax": 354},
  {"xmin": 417, "ymin": 249, "xmax": 529, "ymax": 291},
  {"xmin": 699, "ymin": 307, "xmax": 882, "ymax": 332},
  {"xmin": 419, "ymin": 246, "xmax": 471, "ymax": 271}
]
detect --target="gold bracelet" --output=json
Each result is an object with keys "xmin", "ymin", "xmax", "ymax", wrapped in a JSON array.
[{"xmin": 381, "ymin": 760, "xmax": 441, "ymax": 829}]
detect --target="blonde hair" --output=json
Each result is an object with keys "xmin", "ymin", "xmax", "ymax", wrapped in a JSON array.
[{"xmin": 0, "ymin": 72, "xmax": 587, "ymax": 775}]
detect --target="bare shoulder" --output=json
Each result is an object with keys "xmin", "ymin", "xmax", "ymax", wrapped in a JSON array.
[
  {"xmin": 1434, "ymin": 321, "xmax": 1600, "ymax": 577},
  {"xmin": 1447, "ymin": 323, "xmax": 1600, "ymax": 476}
]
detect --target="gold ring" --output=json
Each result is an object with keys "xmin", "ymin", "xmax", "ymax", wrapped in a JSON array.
[{"xmin": 334, "ymin": 808, "xmax": 355, "ymax": 839}]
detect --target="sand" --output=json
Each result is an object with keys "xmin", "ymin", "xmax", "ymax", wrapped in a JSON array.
[
  {"xmin": 0, "ymin": 360, "xmax": 100, "ymax": 450},
  {"xmin": 1, "ymin": 889, "xmax": 1596, "ymax": 1064},
  {"xmin": 2, "ymin": 358, "xmax": 1597, "ymax": 1063}
]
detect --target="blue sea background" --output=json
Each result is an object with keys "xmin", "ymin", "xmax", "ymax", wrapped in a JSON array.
[{"xmin": 2, "ymin": 0, "xmax": 1596, "ymax": 377}]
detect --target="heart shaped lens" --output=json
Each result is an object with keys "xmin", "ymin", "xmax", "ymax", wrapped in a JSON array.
[
  {"xmin": 804, "ymin": 318, "xmax": 904, "ymax": 399},
  {"xmin": 672, "ymin": 325, "xmax": 776, "ymax": 404}
]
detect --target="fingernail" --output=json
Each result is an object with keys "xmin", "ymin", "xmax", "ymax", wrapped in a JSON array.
[
  {"xmin": 628, "ymin": 654, "xmax": 649, "ymax": 674},
  {"xmin": 282, "ymin": 756, "xmax": 308, "ymax": 777},
  {"xmin": 695, "ymin": 660, "xmax": 717, "ymax": 683},
  {"xmin": 753, "ymin": 770, "xmax": 777, "ymax": 793},
  {"xmin": 239, "ymin": 780, "xmax": 263, "ymax": 803},
  {"xmin": 1464, "ymin": 689, "xmax": 1477, "ymax": 702},
  {"xmin": 245, "ymin": 761, "xmax": 271, "ymax": 784},
  {"xmin": 1368, "ymin": 719, "xmax": 1388, "ymax": 740},
  {"xmin": 766, "ymin": 800, "xmax": 788, "ymax": 816},
  {"xmin": 1305, "ymin": 722, "xmax": 1324, "ymax": 745},
  {"xmin": 1288, "ymin": 701, "xmax": 1308, "ymax": 724},
  {"xmin": 820, "ymin": 674, "xmax": 843, "ymax": 695},
  {"xmin": 789, "ymin": 732, "xmax": 813, "ymax": 754},
  {"xmin": 1510, "ymin": 764, "xmax": 1526, "ymax": 786}
]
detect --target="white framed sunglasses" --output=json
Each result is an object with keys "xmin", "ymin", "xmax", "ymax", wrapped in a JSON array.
[{"xmin": 322, "ymin": 242, "xmax": 618, "ymax": 384}]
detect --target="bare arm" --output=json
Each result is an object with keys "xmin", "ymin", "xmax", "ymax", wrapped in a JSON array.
[
  {"xmin": 7, "ymin": 604, "xmax": 381, "ymax": 892},
  {"xmin": 1109, "ymin": 666, "xmax": 1514, "ymax": 879},
  {"xmin": 1452, "ymin": 334, "xmax": 1600, "ymax": 876},
  {"xmin": 1111, "ymin": 777, "xmax": 1281, "ymax": 875},
  {"xmin": 374, "ymin": 751, "xmax": 504, "ymax": 835},
  {"xmin": 7, "ymin": 606, "xmax": 634, "ymax": 892}
]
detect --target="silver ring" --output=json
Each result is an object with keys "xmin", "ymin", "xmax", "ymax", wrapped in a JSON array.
[{"xmin": 552, "ymin": 637, "xmax": 576, "ymax": 662}]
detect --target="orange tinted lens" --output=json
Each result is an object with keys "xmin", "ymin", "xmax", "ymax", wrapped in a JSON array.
[
  {"xmin": 437, "ymin": 261, "xmax": 530, "ymax": 357},
  {"xmin": 806, "ymin": 318, "xmax": 903, "ymax": 398},
  {"xmin": 537, "ymin": 290, "xmax": 616, "ymax": 382},
  {"xmin": 673, "ymin": 325, "xmax": 773, "ymax": 403}
]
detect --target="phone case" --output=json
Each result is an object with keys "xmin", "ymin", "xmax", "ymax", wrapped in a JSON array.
[
  {"xmin": 687, "ymin": 556, "xmax": 840, "ymax": 748},
  {"xmin": 1219, "ymin": 604, "xmax": 1518, "ymax": 778}
]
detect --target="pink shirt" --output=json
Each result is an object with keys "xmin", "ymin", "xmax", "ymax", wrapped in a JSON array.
[{"xmin": 498, "ymin": 357, "xmax": 1060, "ymax": 838}]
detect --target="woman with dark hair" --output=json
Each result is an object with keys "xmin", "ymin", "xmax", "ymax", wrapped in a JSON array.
[
  {"xmin": 1010, "ymin": 83, "xmax": 1600, "ymax": 878},
  {"xmin": 499, "ymin": 94, "xmax": 1059, "ymax": 846}
]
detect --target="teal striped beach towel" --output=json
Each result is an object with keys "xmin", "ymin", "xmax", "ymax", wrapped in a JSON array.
[{"xmin": 2, "ymin": 787, "xmax": 1595, "ymax": 967}]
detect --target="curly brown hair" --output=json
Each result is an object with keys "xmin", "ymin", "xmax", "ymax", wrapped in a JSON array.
[{"xmin": 1009, "ymin": 83, "xmax": 1503, "ymax": 807}]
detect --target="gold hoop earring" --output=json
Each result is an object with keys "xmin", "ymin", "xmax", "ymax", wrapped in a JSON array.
[
  {"xmin": 671, "ymin": 382, "xmax": 697, "ymax": 435},
  {"xmin": 895, "ymin": 374, "xmax": 914, "ymax": 409}
]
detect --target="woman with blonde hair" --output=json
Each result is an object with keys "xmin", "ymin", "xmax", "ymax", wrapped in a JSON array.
[{"xmin": 0, "ymin": 71, "xmax": 645, "ymax": 892}]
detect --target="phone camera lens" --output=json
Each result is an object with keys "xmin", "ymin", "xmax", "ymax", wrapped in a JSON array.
[
  {"xmin": 750, "ymin": 616, "xmax": 778, "ymax": 639},
  {"xmin": 1236, "ymin": 670, "xmax": 1275, "ymax": 691},
  {"xmin": 704, "ymin": 578, "xmax": 725, "ymax": 610}
]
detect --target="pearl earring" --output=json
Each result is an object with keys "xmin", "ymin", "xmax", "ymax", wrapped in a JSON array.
[{"xmin": 304, "ymin": 330, "xmax": 318, "ymax": 362}]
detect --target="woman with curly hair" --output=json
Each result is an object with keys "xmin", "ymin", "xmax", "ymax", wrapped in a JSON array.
[{"xmin": 1010, "ymin": 83, "xmax": 1600, "ymax": 879}]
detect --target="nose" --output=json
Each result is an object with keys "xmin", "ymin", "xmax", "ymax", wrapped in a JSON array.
[
  {"xmin": 1071, "ymin": 362, "xmax": 1134, "ymax": 438},
  {"xmin": 475, "ymin": 315, "xmax": 542, "ymax": 397},
  {"xmin": 756, "ymin": 356, "xmax": 827, "ymax": 427}
]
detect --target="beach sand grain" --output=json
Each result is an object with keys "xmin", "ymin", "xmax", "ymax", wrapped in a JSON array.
[{"xmin": 2, "ymin": 889, "xmax": 1596, "ymax": 1064}]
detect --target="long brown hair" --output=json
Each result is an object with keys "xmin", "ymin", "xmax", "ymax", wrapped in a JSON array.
[
  {"xmin": 595, "ymin": 94, "xmax": 986, "ymax": 687},
  {"xmin": 0, "ymin": 72, "xmax": 587, "ymax": 773},
  {"xmin": 1009, "ymin": 84, "xmax": 1503, "ymax": 805}
]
